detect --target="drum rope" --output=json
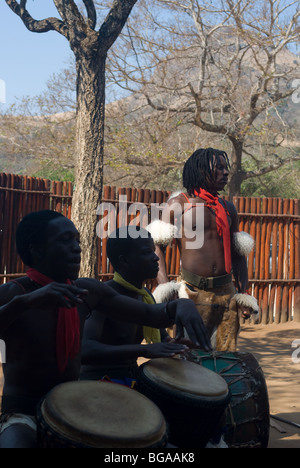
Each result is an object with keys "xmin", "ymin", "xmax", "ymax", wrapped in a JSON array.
[
  {"xmin": 182, "ymin": 351, "xmax": 270, "ymax": 449},
  {"xmin": 227, "ymin": 404, "xmax": 237, "ymax": 441}
]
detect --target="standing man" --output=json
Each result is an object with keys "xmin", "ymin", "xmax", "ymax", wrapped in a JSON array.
[{"xmin": 147, "ymin": 148, "xmax": 258, "ymax": 352}]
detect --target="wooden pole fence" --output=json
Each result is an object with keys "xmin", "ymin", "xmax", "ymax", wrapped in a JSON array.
[{"xmin": 0, "ymin": 172, "xmax": 299, "ymax": 324}]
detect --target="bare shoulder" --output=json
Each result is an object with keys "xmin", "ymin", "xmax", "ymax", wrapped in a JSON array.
[
  {"xmin": 166, "ymin": 192, "xmax": 189, "ymax": 221},
  {"xmin": 168, "ymin": 191, "xmax": 188, "ymax": 208},
  {"xmin": 0, "ymin": 281, "xmax": 25, "ymax": 306},
  {"xmin": 225, "ymin": 199, "xmax": 238, "ymax": 216},
  {"xmin": 224, "ymin": 199, "xmax": 239, "ymax": 231}
]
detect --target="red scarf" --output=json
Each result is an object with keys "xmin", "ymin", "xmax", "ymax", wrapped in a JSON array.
[
  {"xmin": 26, "ymin": 268, "xmax": 80, "ymax": 374},
  {"xmin": 193, "ymin": 188, "xmax": 232, "ymax": 274}
]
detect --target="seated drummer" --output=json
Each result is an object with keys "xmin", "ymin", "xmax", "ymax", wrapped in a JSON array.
[
  {"xmin": 80, "ymin": 226, "xmax": 188, "ymax": 386},
  {"xmin": 0, "ymin": 210, "xmax": 211, "ymax": 448}
]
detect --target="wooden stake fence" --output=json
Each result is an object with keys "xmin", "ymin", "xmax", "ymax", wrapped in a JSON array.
[{"xmin": 0, "ymin": 172, "xmax": 299, "ymax": 323}]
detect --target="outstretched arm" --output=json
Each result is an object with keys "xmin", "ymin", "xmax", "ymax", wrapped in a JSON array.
[
  {"xmin": 81, "ymin": 304, "xmax": 188, "ymax": 368},
  {"xmin": 0, "ymin": 281, "xmax": 88, "ymax": 336},
  {"xmin": 77, "ymin": 279, "xmax": 211, "ymax": 350},
  {"xmin": 81, "ymin": 339, "xmax": 188, "ymax": 366}
]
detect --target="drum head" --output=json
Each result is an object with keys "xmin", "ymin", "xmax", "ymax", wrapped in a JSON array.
[
  {"xmin": 141, "ymin": 358, "xmax": 229, "ymax": 400},
  {"xmin": 39, "ymin": 381, "xmax": 167, "ymax": 448}
]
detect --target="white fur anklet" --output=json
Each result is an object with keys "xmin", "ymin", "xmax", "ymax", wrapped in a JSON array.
[{"xmin": 233, "ymin": 293, "xmax": 259, "ymax": 315}]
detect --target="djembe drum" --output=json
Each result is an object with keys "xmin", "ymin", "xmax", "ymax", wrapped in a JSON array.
[
  {"xmin": 138, "ymin": 357, "xmax": 231, "ymax": 448},
  {"xmin": 36, "ymin": 380, "xmax": 168, "ymax": 448},
  {"xmin": 185, "ymin": 351, "xmax": 270, "ymax": 448}
]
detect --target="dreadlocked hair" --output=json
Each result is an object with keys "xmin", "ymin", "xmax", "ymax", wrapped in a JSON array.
[{"xmin": 182, "ymin": 148, "xmax": 230, "ymax": 195}]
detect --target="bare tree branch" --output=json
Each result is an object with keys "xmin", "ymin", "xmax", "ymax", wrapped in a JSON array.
[
  {"xmin": 53, "ymin": 0, "xmax": 90, "ymax": 33},
  {"xmin": 106, "ymin": 0, "xmax": 300, "ymax": 195},
  {"xmin": 245, "ymin": 154, "xmax": 300, "ymax": 180},
  {"xmin": 98, "ymin": 0, "xmax": 138, "ymax": 51},
  {"xmin": 188, "ymin": 82, "xmax": 229, "ymax": 135},
  {"xmin": 82, "ymin": 0, "xmax": 97, "ymax": 29},
  {"xmin": 4, "ymin": 0, "xmax": 141, "ymax": 276},
  {"xmin": 5, "ymin": 0, "xmax": 69, "ymax": 38}
]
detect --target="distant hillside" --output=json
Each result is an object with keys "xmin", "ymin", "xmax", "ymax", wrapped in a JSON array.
[{"xmin": 0, "ymin": 43, "xmax": 299, "ymax": 195}]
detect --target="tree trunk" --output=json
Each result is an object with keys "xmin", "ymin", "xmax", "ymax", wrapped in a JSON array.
[
  {"xmin": 5, "ymin": 0, "xmax": 139, "ymax": 280},
  {"xmin": 228, "ymin": 137, "xmax": 246, "ymax": 199},
  {"xmin": 71, "ymin": 51, "xmax": 106, "ymax": 278}
]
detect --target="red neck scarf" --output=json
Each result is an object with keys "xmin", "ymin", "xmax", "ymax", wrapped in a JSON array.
[
  {"xmin": 193, "ymin": 188, "xmax": 232, "ymax": 274},
  {"xmin": 26, "ymin": 268, "xmax": 80, "ymax": 374}
]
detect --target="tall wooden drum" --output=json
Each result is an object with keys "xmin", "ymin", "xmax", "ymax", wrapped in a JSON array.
[
  {"xmin": 138, "ymin": 357, "xmax": 231, "ymax": 448},
  {"xmin": 36, "ymin": 381, "xmax": 168, "ymax": 448},
  {"xmin": 186, "ymin": 351, "xmax": 270, "ymax": 448}
]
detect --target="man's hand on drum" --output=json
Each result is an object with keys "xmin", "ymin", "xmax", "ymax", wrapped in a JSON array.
[
  {"xmin": 143, "ymin": 342, "xmax": 189, "ymax": 359},
  {"xmin": 170, "ymin": 299, "xmax": 212, "ymax": 351}
]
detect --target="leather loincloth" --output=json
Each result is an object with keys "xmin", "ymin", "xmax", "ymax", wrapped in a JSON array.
[{"xmin": 178, "ymin": 279, "xmax": 240, "ymax": 352}]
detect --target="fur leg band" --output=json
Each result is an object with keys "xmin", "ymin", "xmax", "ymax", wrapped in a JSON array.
[{"xmin": 233, "ymin": 293, "xmax": 259, "ymax": 315}]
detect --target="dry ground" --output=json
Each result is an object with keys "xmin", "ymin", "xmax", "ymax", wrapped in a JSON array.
[{"xmin": 237, "ymin": 322, "xmax": 300, "ymax": 448}]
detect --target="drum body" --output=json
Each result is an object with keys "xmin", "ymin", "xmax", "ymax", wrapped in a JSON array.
[
  {"xmin": 37, "ymin": 380, "xmax": 167, "ymax": 448},
  {"xmin": 186, "ymin": 351, "xmax": 270, "ymax": 448},
  {"xmin": 138, "ymin": 357, "xmax": 231, "ymax": 448}
]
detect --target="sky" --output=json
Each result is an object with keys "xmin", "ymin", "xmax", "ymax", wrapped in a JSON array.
[{"xmin": 0, "ymin": 1, "xmax": 72, "ymax": 110}]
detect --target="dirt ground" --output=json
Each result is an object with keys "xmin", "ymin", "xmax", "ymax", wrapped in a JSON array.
[
  {"xmin": 1, "ymin": 321, "xmax": 300, "ymax": 448},
  {"xmin": 237, "ymin": 322, "xmax": 300, "ymax": 449}
]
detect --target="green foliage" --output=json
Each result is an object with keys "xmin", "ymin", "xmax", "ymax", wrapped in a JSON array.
[
  {"xmin": 32, "ymin": 163, "xmax": 75, "ymax": 182},
  {"xmin": 241, "ymin": 160, "xmax": 300, "ymax": 198}
]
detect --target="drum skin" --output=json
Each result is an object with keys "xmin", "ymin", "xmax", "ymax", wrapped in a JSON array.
[
  {"xmin": 36, "ymin": 380, "xmax": 168, "ymax": 448},
  {"xmin": 186, "ymin": 351, "xmax": 270, "ymax": 448},
  {"xmin": 138, "ymin": 357, "xmax": 231, "ymax": 448}
]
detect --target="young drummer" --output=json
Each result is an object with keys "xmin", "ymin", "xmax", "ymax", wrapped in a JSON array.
[{"xmin": 80, "ymin": 226, "xmax": 187, "ymax": 385}]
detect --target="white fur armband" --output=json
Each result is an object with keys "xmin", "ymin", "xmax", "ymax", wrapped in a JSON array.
[
  {"xmin": 233, "ymin": 293, "xmax": 259, "ymax": 315},
  {"xmin": 146, "ymin": 220, "xmax": 177, "ymax": 247},
  {"xmin": 233, "ymin": 231, "xmax": 255, "ymax": 257}
]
